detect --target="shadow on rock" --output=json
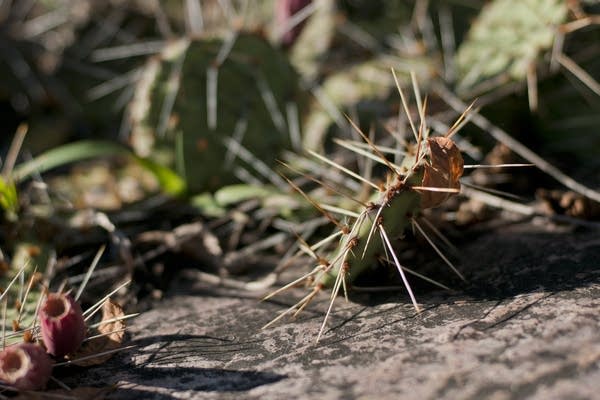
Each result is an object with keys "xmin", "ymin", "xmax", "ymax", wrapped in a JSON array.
[
  {"xmin": 128, "ymin": 333, "xmax": 266, "ymax": 365},
  {"xmin": 109, "ymin": 388, "xmax": 177, "ymax": 400},
  {"xmin": 345, "ymin": 229, "xmax": 600, "ymax": 306},
  {"xmin": 455, "ymin": 230, "xmax": 599, "ymax": 298},
  {"xmin": 283, "ymin": 228, "xmax": 600, "ymax": 343},
  {"xmin": 59, "ymin": 333, "xmax": 285, "ymax": 397},
  {"xmin": 98, "ymin": 366, "xmax": 285, "ymax": 400},
  {"xmin": 122, "ymin": 366, "xmax": 284, "ymax": 392}
]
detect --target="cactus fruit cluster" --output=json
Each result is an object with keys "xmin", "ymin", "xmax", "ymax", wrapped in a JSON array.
[
  {"xmin": 0, "ymin": 288, "xmax": 127, "ymax": 392},
  {"xmin": 0, "ymin": 292, "xmax": 85, "ymax": 390}
]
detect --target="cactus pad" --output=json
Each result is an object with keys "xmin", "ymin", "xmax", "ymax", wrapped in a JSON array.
[
  {"xmin": 129, "ymin": 33, "xmax": 302, "ymax": 193},
  {"xmin": 455, "ymin": 0, "xmax": 568, "ymax": 92}
]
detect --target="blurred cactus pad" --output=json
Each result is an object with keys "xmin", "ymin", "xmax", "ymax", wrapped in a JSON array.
[
  {"xmin": 128, "ymin": 33, "xmax": 303, "ymax": 193},
  {"xmin": 456, "ymin": 0, "xmax": 568, "ymax": 91}
]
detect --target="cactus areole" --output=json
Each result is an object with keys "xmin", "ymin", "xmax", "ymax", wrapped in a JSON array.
[{"xmin": 319, "ymin": 136, "xmax": 464, "ymax": 287}]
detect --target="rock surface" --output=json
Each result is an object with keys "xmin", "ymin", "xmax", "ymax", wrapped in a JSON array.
[{"xmin": 65, "ymin": 227, "xmax": 600, "ymax": 399}]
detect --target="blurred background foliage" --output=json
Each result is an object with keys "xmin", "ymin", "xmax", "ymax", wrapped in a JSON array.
[
  {"xmin": 0, "ymin": 0, "xmax": 597, "ymax": 177},
  {"xmin": 0, "ymin": 0, "xmax": 598, "ymax": 306}
]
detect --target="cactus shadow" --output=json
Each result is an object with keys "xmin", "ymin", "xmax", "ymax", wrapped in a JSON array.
[
  {"xmin": 313, "ymin": 228, "xmax": 599, "ymax": 345},
  {"xmin": 58, "ymin": 333, "xmax": 285, "ymax": 397},
  {"xmin": 346, "ymin": 228, "xmax": 600, "ymax": 306}
]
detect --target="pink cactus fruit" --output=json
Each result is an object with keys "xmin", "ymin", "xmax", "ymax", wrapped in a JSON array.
[
  {"xmin": 276, "ymin": 0, "xmax": 313, "ymax": 47},
  {"xmin": 39, "ymin": 293, "xmax": 86, "ymax": 357},
  {"xmin": 0, "ymin": 343, "xmax": 53, "ymax": 390}
]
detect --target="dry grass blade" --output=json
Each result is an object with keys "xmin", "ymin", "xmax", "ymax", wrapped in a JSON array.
[
  {"xmin": 185, "ymin": 0, "xmax": 204, "ymax": 35},
  {"xmin": 222, "ymin": 137, "xmax": 287, "ymax": 188},
  {"xmin": 556, "ymin": 53, "xmax": 600, "ymax": 97},
  {"xmin": 274, "ymin": 0, "xmax": 319, "ymax": 42},
  {"xmin": 91, "ymin": 40, "xmax": 165, "ymax": 62},
  {"xmin": 2, "ymin": 123, "xmax": 27, "ymax": 178}
]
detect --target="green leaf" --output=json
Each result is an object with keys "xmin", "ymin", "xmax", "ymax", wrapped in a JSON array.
[
  {"xmin": 133, "ymin": 156, "xmax": 186, "ymax": 196},
  {"xmin": 11, "ymin": 140, "xmax": 186, "ymax": 196},
  {"xmin": 214, "ymin": 184, "xmax": 275, "ymax": 206},
  {"xmin": 12, "ymin": 141, "xmax": 131, "ymax": 183},
  {"xmin": 190, "ymin": 192, "xmax": 226, "ymax": 218},
  {"xmin": 0, "ymin": 176, "xmax": 19, "ymax": 216}
]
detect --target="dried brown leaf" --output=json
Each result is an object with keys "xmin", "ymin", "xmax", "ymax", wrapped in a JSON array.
[
  {"xmin": 69, "ymin": 299, "xmax": 125, "ymax": 367},
  {"xmin": 420, "ymin": 137, "xmax": 464, "ymax": 209}
]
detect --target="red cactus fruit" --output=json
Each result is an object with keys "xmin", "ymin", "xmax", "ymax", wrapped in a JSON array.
[
  {"xmin": 0, "ymin": 343, "xmax": 52, "ymax": 390},
  {"xmin": 39, "ymin": 293, "xmax": 86, "ymax": 357}
]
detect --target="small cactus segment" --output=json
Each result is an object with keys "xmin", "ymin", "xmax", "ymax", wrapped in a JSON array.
[
  {"xmin": 129, "ymin": 33, "xmax": 302, "ymax": 193},
  {"xmin": 39, "ymin": 293, "xmax": 86, "ymax": 357},
  {"xmin": 319, "ymin": 137, "xmax": 464, "ymax": 288},
  {"xmin": 264, "ymin": 78, "xmax": 470, "ymax": 339},
  {"xmin": 0, "ymin": 343, "xmax": 52, "ymax": 391},
  {"xmin": 455, "ymin": 0, "xmax": 568, "ymax": 91}
]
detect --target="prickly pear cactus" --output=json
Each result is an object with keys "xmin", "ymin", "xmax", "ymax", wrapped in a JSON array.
[
  {"xmin": 455, "ymin": 0, "xmax": 568, "ymax": 92},
  {"xmin": 129, "ymin": 33, "xmax": 302, "ymax": 193},
  {"xmin": 265, "ymin": 78, "xmax": 470, "ymax": 340}
]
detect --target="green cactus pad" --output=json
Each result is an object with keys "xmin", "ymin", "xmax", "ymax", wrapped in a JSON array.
[
  {"xmin": 129, "ymin": 33, "xmax": 302, "ymax": 193},
  {"xmin": 455, "ymin": 0, "xmax": 568, "ymax": 92}
]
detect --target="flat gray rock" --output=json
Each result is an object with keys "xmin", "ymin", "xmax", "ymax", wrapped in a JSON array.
[{"xmin": 66, "ymin": 228, "xmax": 600, "ymax": 399}]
